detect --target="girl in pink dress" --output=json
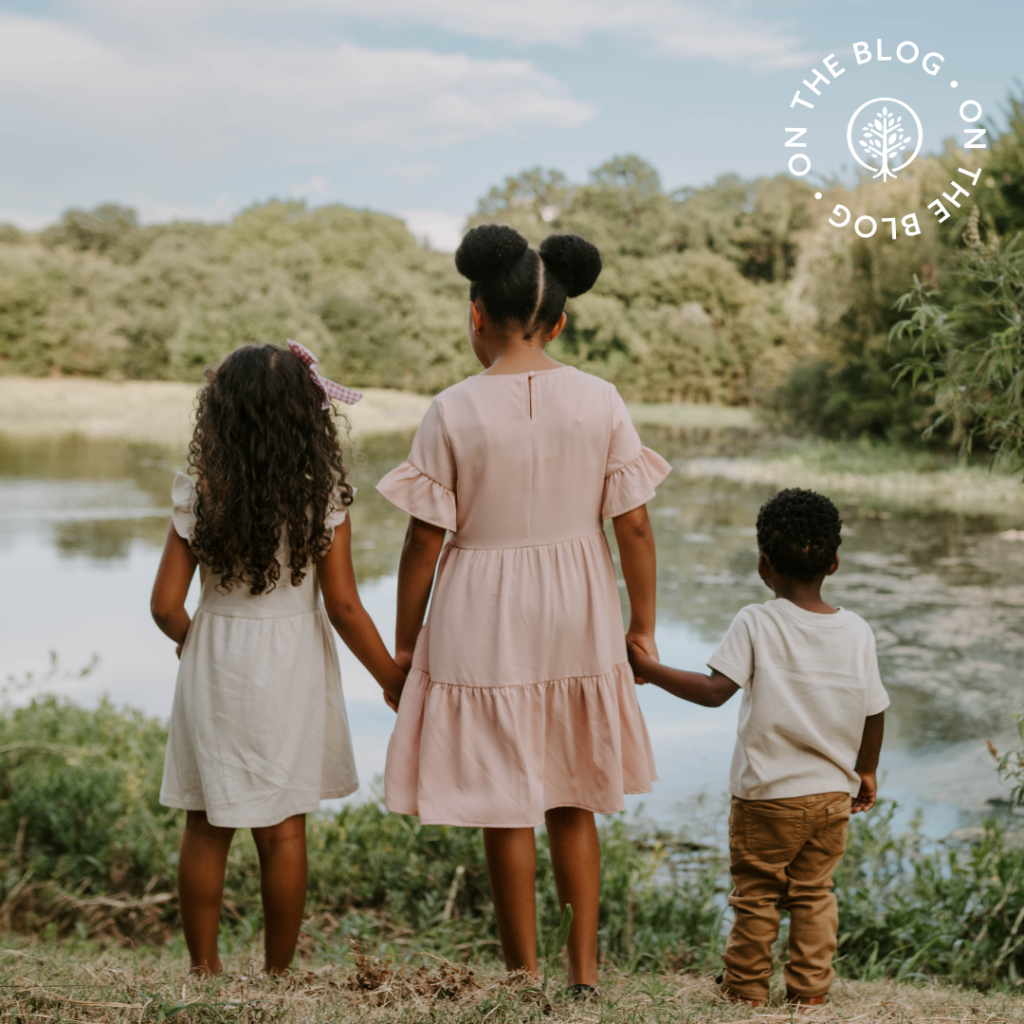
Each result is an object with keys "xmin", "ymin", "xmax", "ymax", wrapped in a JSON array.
[{"xmin": 377, "ymin": 225, "xmax": 670, "ymax": 991}]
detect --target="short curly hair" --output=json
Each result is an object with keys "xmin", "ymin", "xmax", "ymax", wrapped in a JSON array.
[{"xmin": 756, "ymin": 488, "xmax": 842, "ymax": 581}]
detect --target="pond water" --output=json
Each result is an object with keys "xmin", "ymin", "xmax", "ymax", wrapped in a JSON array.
[{"xmin": 1, "ymin": 428, "xmax": 1022, "ymax": 840}]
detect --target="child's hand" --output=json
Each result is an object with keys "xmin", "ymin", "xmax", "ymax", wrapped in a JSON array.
[
  {"xmin": 395, "ymin": 650, "xmax": 414, "ymax": 674},
  {"xmin": 626, "ymin": 638, "xmax": 656, "ymax": 684},
  {"xmin": 852, "ymin": 771, "xmax": 877, "ymax": 813}
]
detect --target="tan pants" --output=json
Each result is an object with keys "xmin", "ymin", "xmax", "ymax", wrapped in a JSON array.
[{"xmin": 721, "ymin": 792, "xmax": 851, "ymax": 1002}]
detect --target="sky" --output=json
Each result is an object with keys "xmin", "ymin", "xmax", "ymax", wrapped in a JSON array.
[{"xmin": 0, "ymin": 0, "xmax": 1021, "ymax": 249}]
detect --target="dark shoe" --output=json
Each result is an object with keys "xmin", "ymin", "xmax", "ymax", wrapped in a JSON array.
[
  {"xmin": 566, "ymin": 983, "xmax": 598, "ymax": 1001},
  {"xmin": 715, "ymin": 974, "xmax": 765, "ymax": 1008}
]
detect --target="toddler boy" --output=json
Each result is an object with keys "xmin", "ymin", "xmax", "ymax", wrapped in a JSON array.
[{"xmin": 628, "ymin": 488, "xmax": 887, "ymax": 1007}]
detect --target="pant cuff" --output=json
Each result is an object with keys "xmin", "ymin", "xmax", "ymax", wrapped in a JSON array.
[
  {"xmin": 721, "ymin": 976, "xmax": 768, "ymax": 1002},
  {"xmin": 787, "ymin": 984, "xmax": 831, "ymax": 999}
]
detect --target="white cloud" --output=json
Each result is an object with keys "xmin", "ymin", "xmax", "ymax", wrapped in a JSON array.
[
  {"xmin": 64, "ymin": 0, "xmax": 813, "ymax": 71},
  {"xmin": 288, "ymin": 176, "xmax": 334, "ymax": 202},
  {"xmin": 136, "ymin": 193, "xmax": 241, "ymax": 225},
  {"xmin": 401, "ymin": 209, "xmax": 466, "ymax": 252},
  {"xmin": 0, "ymin": 13, "xmax": 593, "ymax": 206},
  {"xmin": 0, "ymin": 210, "xmax": 55, "ymax": 231},
  {"xmin": 379, "ymin": 162, "xmax": 442, "ymax": 185}
]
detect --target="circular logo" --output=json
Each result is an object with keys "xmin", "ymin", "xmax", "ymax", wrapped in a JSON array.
[
  {"xmin": 846, "ymin": 97, "xmax": 923, "ymax": 182},
  {"xmin": 781, "ymin": 40, "xmax": 988, "ymax": 240}
]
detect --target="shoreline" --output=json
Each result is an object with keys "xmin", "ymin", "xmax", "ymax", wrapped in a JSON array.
[
  {"xmin": 0, "ymin": 377, "xmax": 433, "ymax": 445},
  {"xmin": 5, "ymin": 377, "xmax": 1024, "ymax": 514},
  {"xmin": 0, "ymin": 377, "xmax": 759, "ymax": 445}
]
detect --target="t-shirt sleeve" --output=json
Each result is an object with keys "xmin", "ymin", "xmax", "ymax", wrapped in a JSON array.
[
  {"xmin": 376, "ymin": 397, "xmax": 457, "ymax": 531},
  {"xmin": 863, "ymin": 628, "xmax": 890, "ymax": 715},
  {"xmin": 707, "ymin": 607, "xmax": 756, "ymax": 687},
  {"xmin": 601, "ymin": 387, "xmax": 671, "ymax": 519}
]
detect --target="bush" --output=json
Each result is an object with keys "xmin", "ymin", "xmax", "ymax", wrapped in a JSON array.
[{"xmin": 836, "ymin": 805, "xmax": 1024, "ymax": 987}]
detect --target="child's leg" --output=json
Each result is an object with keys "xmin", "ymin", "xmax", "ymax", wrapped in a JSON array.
[
  {"xmin": 721, "ymin": 798, "xmax": 802, "ymax": 1004},
  {"xmin": 178, "ymin": 810, "xmax": 235, "ymax": 975},
  {"xmin": 779, "ymin": 793, "xmax": 850, "ymax": 1001},
  {"xmin": 483, "ymin": 827, "xmax": 538, "ymax": 976},
  {"xmin": 251, "ymin": 814, "xmax": 308, "ymax": 975},
  {"xmin": 545, "ymin": 807, "xmax": 600, "ymax": 987}
]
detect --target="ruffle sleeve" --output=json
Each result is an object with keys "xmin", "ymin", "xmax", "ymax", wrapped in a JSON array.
[
  {"xmin": 377, "ymin": 462, "xmax": 457, "ymax": 532},
  {"xmin": 324, "ymin": 485, "xmax": 352, "ymax": 532},
  {"xmin": 377, "ymin": 396, "xmax": 457, "ymax": 532},
  {"xmin": 601, "ymin": 446, "xmax": 672, "ymax": 519},
  {"xmin": 171, "ymin": 472, "xmax": 198, "ymax": 542}
]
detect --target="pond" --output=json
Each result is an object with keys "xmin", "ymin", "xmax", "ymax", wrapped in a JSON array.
[{"xmin": 2, "ymin": 427, "xmax": 1022, "ymax": 840}]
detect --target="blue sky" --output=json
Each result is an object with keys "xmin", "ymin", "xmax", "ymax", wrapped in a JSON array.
[{"xmin": 0, "ymin": 0, "xmax": 1020, "ymax": 247}]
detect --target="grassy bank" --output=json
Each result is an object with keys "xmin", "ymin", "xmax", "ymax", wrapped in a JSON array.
[
  {"xmin": 679, "ymin": 440, "xmax": 1024, "ymax": 515},
  {"xmin": 6, "ymin": 378, "xmax": 1024, "ymax": 519},
  {"xmin": 1, "ymin": 945, "xmax": 1022, "ymax": 1023},
  {"xmin": 0, "ymin": 377, "xmax": 432, "ymax": 445},
  {"xmin": 0, "ymin": 377, "xmax": 758, "ymax": 446},
  {"xmin": 1, "ymin": 697, "xmax": 1023, "ymax": 994}
]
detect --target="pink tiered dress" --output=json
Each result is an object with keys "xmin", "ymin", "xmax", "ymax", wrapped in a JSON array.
[{"xmin": 377, "ymin": 365, "xmax": 670, "ymax": 828}]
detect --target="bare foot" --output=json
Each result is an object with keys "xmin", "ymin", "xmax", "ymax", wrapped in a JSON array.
[{"xmin": 189, "ymin": 960, "xmax": 223, "ymax": 977}]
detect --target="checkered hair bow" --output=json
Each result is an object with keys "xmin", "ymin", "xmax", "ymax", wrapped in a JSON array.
[{"xmin": 287, "ymin": 339, "xmax": 363, "ymax": 409}]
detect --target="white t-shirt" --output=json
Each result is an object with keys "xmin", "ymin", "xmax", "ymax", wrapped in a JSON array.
[{"xmin": 708, "ymin": 599, "xmax": 890, "ymax": 801}]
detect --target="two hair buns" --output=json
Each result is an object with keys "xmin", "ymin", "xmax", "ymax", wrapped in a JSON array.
[{"xmin": 455, "ymin": 224, "xmax": 602, "ymax": 298}]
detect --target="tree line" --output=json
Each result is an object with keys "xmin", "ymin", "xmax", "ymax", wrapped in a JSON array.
[{"xmin": 0, "ymin": 90, "xmax": 1021, "ymax": 443}]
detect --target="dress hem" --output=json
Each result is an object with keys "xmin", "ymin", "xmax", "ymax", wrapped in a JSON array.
[
  {"xmin": 160, "ymin": 783, "xmax": 359, "ymax": 828},
  {"xmin": 385, "ymin": 788, "xmax": 655, "ymax": 829}
]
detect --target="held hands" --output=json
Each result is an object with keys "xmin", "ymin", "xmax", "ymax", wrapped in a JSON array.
[
  {"xmin": 383, "ymin": 649, "xmax": 414, "ymax": 712},
  {"xmin": 852, "ymin": 771, "xmax": 877, "ymax": 814},
  {"xmin": 626, "ymin": 634, "xmax": 658, "ymax": 684}
]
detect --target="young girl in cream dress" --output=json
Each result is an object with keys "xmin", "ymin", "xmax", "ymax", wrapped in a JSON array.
[
  {"xmin": 151, "ymin": 342, "xmax": 405, "ymax": 975},
  {"xmin": 378, "ymin": 226, "xmax": 671, "ymax": 994}
]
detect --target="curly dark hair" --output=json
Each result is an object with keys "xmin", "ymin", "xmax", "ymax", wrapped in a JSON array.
[
  {"xmin": 756, "ymin": 488, "xmax": 843, "ymax": 581},
  {"xmin": 187, "ymin": 343, "xmax": 354, "ymax": 595}
]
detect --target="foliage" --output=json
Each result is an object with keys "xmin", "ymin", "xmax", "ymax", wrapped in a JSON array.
[
  {"xmin": 993, "ymin": 712, "xmax": 1024, "ymax": 813},
  {"xmin": 0, "ymin": 157, "xmax": 819, "ymax": 405},
  {"xmin": 1, "ymin": 88, "xmax": 1023, "ymax": 429},
  {"xmin": 891, "ymin": 231, "xmax": 1024, "ymax": 466},
  {"xmin": 2, "ymin": 698, "xmax": 1023, "ymax": 987},
  {"xmin": 0, "ymin": 697, "xmax": 726, "ymax": 968},
  {"xmin": 835, "ymin": 805, "xmax": 1024, "ymax": 987},
  {"xmin": 0, "ymin": 202, "xmax": 474, "ymax": 391}
]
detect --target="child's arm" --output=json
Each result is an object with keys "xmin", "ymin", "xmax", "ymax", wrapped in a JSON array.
[
  {"xmin": 613, "ymin": 505, "xmax": 659, "ymax": 664},
  {"xmin": 852, "ymin": 711, "xmax": 885, "ymax": 813},
  {"xmin": 627, "ymin": 641, "xmax": 739, "ymax": 707},
  {"xmin": 320, "ymin": 516, "xmax": 407, "ymax": 706},
  {"xmin": 394, "ymin": 517, "xmax": 447, "ymax": 670},
  {"xmin": 151, "ymin": 523, "xmax": 198, "ymax": 655}
]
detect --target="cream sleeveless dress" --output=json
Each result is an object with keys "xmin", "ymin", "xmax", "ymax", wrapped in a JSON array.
[
  {"xmin": 377, "ymin": 366, "xmax": 670, "ymax": 828},
  {"xmin": 159, "ymin": 474, "xmax": 358, "ymax": 828}
]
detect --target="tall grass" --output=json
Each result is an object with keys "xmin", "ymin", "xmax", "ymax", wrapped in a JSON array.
[{"xmin": 0, "ymin": 697, "xmax": 1021, "ymax": 987}]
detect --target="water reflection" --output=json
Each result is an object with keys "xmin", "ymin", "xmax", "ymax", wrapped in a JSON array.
[{"xmin": 1, "ymin": 427, "xmax": 1022, "ymax": 833}]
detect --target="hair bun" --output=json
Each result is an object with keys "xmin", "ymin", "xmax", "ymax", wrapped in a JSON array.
[
  {"xmin": 455, "ymin": 224, "xmax": 529, "ymax": 282},
  {"xmin": 538, "ymin": 234, "xmax": 602, "ymax": 298}
]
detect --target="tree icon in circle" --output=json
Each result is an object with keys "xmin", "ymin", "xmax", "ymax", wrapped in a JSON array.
[{"xmin": 846, "ymin": 97, "xmax": 924, "ymax": 184}]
